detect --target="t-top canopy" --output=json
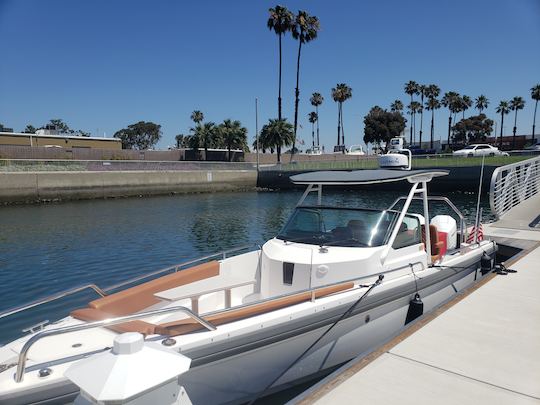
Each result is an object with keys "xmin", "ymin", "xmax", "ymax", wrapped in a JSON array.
[{"xmin": 290, "ymin": 169, "xmax": 449, "ymax": 185}]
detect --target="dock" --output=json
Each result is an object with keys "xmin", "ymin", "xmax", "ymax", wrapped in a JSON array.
[{"xmin": 291, "ymin": 156, "xmax": 540, "ymax": 405}]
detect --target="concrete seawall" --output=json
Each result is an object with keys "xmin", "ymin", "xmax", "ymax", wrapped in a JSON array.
[
  {"xmin": 258, "ymin": 166, "xmax": 498, "ymax": 192},
  {"xmin": 0, "ymin": 170, "xmax": 257, "ymax": 203}
]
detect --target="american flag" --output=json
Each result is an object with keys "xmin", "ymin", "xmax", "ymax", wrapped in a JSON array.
[{"xmin": 466, "ymin": 223, "xmax": 484, "ymax": 243}]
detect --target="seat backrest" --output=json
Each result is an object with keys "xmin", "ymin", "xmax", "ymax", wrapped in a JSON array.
[
  {"xmin": 421, "ymin": 224, "xmax": 440, "ymax": 255},
  {"xmin": 347, "ymin": 220, "xmax": 368, "ymax": 240},
  {"xmin": 155, "ymin": 281, "xmax": 355, "ymax": 337},
  {"xmin": 88, "ymin": 261, "xmax": 220, "ymax": 315}
]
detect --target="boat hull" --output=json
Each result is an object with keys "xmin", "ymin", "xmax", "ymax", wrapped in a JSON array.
[
  {"xmin": 180, "ymin": 260, "xmax": 485, "ymax": 404},
  {"xmin": 1, "ymin": 251, "xmax": 492, "ymax": 405}
]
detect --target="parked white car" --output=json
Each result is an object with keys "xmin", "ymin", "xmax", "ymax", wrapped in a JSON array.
[
  {"xmin": 305, "ymin": 146, "xmax": 323, "ymax": 155},
  {"xmin": 453, "ymin": 144, "xmax": 509, "ymax": 157},
  {"xmin": 346, "ymin": 145, "xmax": 366, "ymax": 155}
]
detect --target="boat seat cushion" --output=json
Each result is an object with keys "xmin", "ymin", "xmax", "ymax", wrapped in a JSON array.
[
  {"xmin": 70, "ymin": 308, "xmax": 157, "ymax": 335},
  {"xmin": 155, "ymin": 281, "xmax": 355, "ymax": 337},
  {"xmin": 87, "ymin": 261, "xmax": 220, "ymax": 316},
  {"xmin": 422, "ymin": 224, "xmax": 445, "ymax": 261}
]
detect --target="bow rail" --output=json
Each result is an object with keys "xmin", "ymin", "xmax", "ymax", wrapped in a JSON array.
[
  {"xmin": 14, "ymin": 305, "xmax": 216, "ymax": 383},
  {"xmin": 0, "ymin": 243, "xmax": 261, "ymax": 321}
]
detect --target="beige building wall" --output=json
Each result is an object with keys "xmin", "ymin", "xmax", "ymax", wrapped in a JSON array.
[{"xmin": 0, "ymin": 133, "xmax": 122, "ymax": 150}]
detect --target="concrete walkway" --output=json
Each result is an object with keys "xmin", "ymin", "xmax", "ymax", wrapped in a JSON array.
[
  {"xmin": 486, "ymin": 193, "xmax": 540, "ymax": 234},
  {"xmin": 292, "ymin": 243, "xmax": 540, "ymax": 405}
]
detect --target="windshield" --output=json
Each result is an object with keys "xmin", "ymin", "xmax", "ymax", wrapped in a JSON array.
[
  {"xmin": 350, "ymin": 145, "xmax": 363, "ymax": 152},
  {"xmin": 462, "ymin": 145, "xmax": 475, "ymax": 150},
  {"xmin": 276, "ymin": 207, "xmax": 398, "ymax": 247}
]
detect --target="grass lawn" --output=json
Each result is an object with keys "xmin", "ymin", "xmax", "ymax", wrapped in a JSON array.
[{"xmin": 269, "ymin": 155, "xmax": 531, "ymax": 171}]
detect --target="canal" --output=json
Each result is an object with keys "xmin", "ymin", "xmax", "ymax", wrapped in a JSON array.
[{"xmin": 0, "ymin": 189, "xmax": 492, "ymax": 345}]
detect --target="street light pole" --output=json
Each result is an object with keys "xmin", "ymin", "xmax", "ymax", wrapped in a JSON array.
[{"xmin": 255, "ymin": 98, "xmax": 259, "ymax": 172}]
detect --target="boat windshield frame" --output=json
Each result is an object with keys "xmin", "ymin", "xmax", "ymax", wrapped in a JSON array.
[{"xmin": 276, "ymin": 205, "xmax": 403, "ymax": 248}]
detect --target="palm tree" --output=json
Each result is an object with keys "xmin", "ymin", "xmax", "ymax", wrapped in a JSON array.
[
  {"xmin": 496, "ymin": 101, "xmax": 510, "ymax": 149},
  {"xmin": 291, "ymin": 11, "xmax": 320, "ymax": 155},
  {"xmin": 331, "ymin": 83, "xmax": 352, "ymax": 149},
  {"xmin": 267, "ymin": 6, "xmax": 294, "ymax": 121},
  {"xmin": 418, "ymin": 85, "xmax": 427, "ymax": 148},
  {"xmin": 408, "ymin": 101, "xmax": 422, "ymax": 146},
  {"xmin": 175, "ymin": 134, "xmax": 184, "ymax": 149},
  {"xmin": 425, "ymin": 97, "xmax": 440, "ymax": 150},
  {"xmin": 190, "ymin": 110, "xmax": 204, "ymax": 125},
  {"xmin": 510, "ymin": 96, "xmax": 526, "ymax": 149},
  {"xmin": 260, "ymin": 118, "xmax": 294, "ymax": 163},
  {"xmin": 404, "ymin": 81, "xmax": 419, "ymax": 145},
  {"xmin": 191, "ymin": 121, "xmax": 216, "ymax": 160},
  {"xmin": 441, "ymin": 91, "xmax": 459, "ymax": 149},
  {"xmin": 424, "ymin": 84, "xmax": 440, "ymax": 149},
  {"xmin": 475, "ymin": 95, "xmax": 489, "ymax": 115},
  {"xmin": 530, "ymin": 84, "xmax": 540, "ymax": 143},
  {"xmin": 308, "ymin": 112, "xmax": 318, "ymax": 148},
  {"xmin": 460, "ymin": 95, "xmax": 472, "ymax": 119},
  {"xmin": 390, "ymin": 100, "xmax": 405, "ymax": 137},
  {"xmin": 310, "ymin": 92, "xmax": 324, "ymax": 146},
  {"xmin": 218, "ymin": 119, "xmax": 248, "ymax": 161},
  {"xmin": 390, "ymin": 100, "xmax": 403, "ymax": 113}
]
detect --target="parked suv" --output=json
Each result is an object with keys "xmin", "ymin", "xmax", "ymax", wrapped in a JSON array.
[{"xmin": 453, "ymin": 144, "xmax": 509, "ymax": 157}]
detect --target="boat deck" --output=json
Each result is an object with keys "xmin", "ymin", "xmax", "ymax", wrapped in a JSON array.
[{"xmin": 291, "ymin": 224, "xmax": 540, "ymax": 404}]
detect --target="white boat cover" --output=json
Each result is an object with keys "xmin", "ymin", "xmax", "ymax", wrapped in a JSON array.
[{"xmin": 290, "ymin": 169, "xmax": 449, "ymax": 185}]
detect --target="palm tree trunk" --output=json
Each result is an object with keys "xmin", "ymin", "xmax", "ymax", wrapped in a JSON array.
[
  {"xmin": 292, "ymin": 39, "xmax": 302, "ymax": 155},
  {"xmin": 499, "ymin": 113, "xmax": 504, "ymax": 149},
  {"xmin": 430, "ymin": 109, "xmax": 435, "ymax": 149},
  {"xmin": 277, "ymin": 145, "xmax": 281, "ymax": 163},
  {"xmin": 409, "ymin": 95, "xmax": 413, "ymax": 145},
  {"xmin": 278, "ymin": 34, "xmax": 282, "ymax": 121},
  {"xmin": 419, "ymin": 95, "xmax": 424, "ymax": 148},
  {"xmin": 533, "ymin": 100, "xmax": 538, "ymax": 143},
  {"xmin": 512, "ymin": 110, "xmax": 518, "ymax": 149},
  {"xmin": 312, "ymin": 123, "xmax": 315, "ymax": 148},
  {"xmin": 316, "ymin": 106, "xmax": 320, "ymax": 146},
  {"xmin": 336, "ymin": 103, "xmax": 341, "ymax": 146},
  {"xmin": 340, "ymin": 104, "xmax": 345, "ymax": 147},
  {"xmin": 228, "ymin": 144, "xmax": 232, "ymax": 162},
  {"xmin": 412, "ymin": 112, "xmax": 416, "ymax": 145},
  {"xmin": 447, "ymin": 114, "xmax": 452, "ymax": 149}
]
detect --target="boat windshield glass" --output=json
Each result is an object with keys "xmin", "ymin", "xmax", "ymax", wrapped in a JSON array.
[{"xmin": 276, "ymin": 207, "xmax": 398, "ymax": 247}]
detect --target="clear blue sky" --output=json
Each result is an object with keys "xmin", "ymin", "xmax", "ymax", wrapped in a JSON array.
[{"xmin": 1, "ymin": 0, "xmax": 539, "ymax": 149}]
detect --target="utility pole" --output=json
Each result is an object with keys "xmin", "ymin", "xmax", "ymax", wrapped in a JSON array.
[{"xmin": 255, "ymin": 98, "xmax": 259, "ymax": 172}]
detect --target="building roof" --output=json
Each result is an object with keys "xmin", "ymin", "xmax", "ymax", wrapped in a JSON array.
[
  {"xmin": 290, "ymin": 169, "xmax": 449, "ymax": 185},
  {"xmin": 0, "ymin": 131, "xmax": 121, "ymax": 142}
]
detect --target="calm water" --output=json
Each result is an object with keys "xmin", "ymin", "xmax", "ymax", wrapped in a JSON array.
[{"xmin": 0, "ymin": 189, "xmax": 491, "ymax": 344}]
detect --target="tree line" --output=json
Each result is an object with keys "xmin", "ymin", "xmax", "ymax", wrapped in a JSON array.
[
  {"xmin": 173, "ymin": 111, "xmax": 249, "ymax": 161},
  {"xmin": 361, "ymin": 82, "xmax": 540, "ymax": 152},
  {"xmin": 0, "ymin": 119, "xmax": 91, "ymax": 136},
  {"xmin": 386, "ymin": 82, "xmax": 540, "ymax": 150},
  {"xmin": 113, "ymin": 112, "xmax": 249, "ymax": 161}
]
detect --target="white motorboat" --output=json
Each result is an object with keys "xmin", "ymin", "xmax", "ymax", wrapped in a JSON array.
[{"xmin": 0, "ymin": 163, "xmax": 497, "ymax": 404}]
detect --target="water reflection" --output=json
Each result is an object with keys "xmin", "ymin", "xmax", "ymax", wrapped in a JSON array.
[{"xmin": 191, "ymin": 212, "xmax": 249, "ymax": 252}]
